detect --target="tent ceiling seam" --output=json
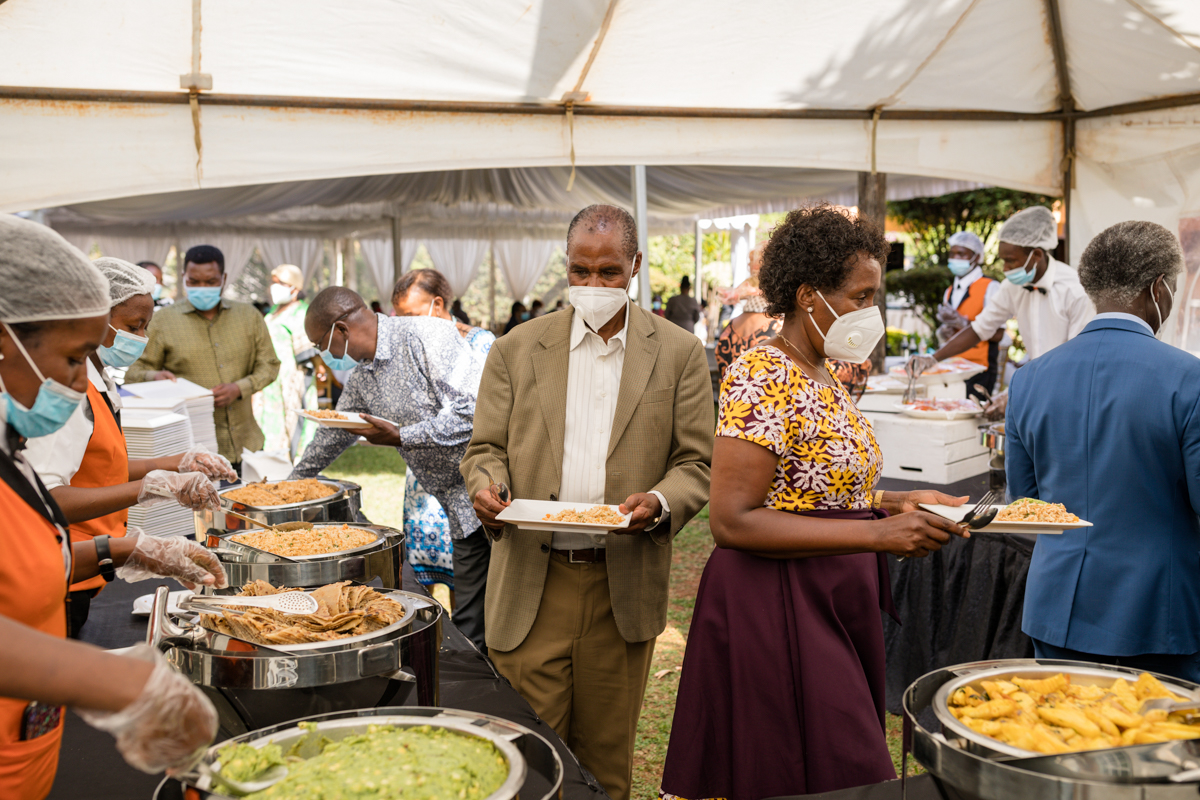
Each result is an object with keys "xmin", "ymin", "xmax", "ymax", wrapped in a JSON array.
[
  {"xmin": 1121, "ymin": 0, "xmax": 1200, "ymax": 61},
  {"xmin": 874, "ymin": 0, "xmax": 984, "ymax": 110}
]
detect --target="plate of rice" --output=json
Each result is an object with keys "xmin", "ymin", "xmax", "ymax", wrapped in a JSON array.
[
  {"xmin": 497, "ymin": 499, "xmax": 632, "ymax": 532},
  {"xmin": 919, "ymin": 497, "xmax": 1092, "ymax": 534},
  {"xmin": 300, "ymin": 410, "xmax": 396, "ymax": 430}
]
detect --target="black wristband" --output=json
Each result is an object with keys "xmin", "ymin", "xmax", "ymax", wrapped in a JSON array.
[{"xmin": 94, "ymin": 535, "xmax": 116, "ymax": 583}]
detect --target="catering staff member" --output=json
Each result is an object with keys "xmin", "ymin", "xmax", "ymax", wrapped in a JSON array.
[
  {"xmin": 1008, "ymin": 221, "xmax": 1200, "ymax": 682},
  {"xmin": 0, "ymin": 216, "xmax": 224, "ymax": 800},
  {"xmin": 938, "ymin": 231, "xmax": 1002, "ymax": 402},
  {"xmin": 907, "ymin": 207, "xmax": 1095, "ymax": 415},
  {"xmin": 24, "ymin": 258, "xmax": 236, "ymax": 638}
]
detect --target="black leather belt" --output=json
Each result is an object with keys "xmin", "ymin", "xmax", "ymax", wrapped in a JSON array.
[{"xmin": 553, "ymin": 548, "xmax": 607, "ymax": 564}]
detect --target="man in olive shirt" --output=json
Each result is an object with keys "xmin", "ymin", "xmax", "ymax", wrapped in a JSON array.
[{"xmin": 126, "ymin": 245, "xmax": 280, "ymax": 468}]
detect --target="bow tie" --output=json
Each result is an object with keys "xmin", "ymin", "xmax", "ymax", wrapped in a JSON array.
[{"xmin": 1023, "ymin": 286, "xmax": 1047, "ymax": 295}]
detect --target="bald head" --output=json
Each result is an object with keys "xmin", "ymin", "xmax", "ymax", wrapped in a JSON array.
[
  {"xmin": 567, "ymin": 204, "xmax": 638, "ymax": 263},
  {"xmin": 306, "ymin": 287, "xmax": 367, "ymax": 343}
]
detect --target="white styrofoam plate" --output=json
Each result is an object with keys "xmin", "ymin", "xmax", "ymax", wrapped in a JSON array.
[
  {"xmin": 497, "ymin": 499, "xmax": 631, "ymax": 532},
  {"xmin": 887, "ymin": 358, "xmax": 986, "ymax": 386},
  {"xmin": 299, "ymin": 410, "xmax": 394, "ymax": 430},
  {"xmin": 919, "ymin": 503, "xmax": 1093, "ymax": 534},
  {"xmin": 894, "ymin": 402, "xmax": 983, "ymax": 420}
]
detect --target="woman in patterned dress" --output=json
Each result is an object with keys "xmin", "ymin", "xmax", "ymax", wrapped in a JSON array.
[
  {"xmin": 661, "ymin": 206, "xmax": 969, "ymax": 799},
  {"xmin": 392, "ymin": 269, "xmax": 494, "ymax": 595}
]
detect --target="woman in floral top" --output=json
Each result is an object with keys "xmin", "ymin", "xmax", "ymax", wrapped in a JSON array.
[{"xmin": 661, "ymin": 206, "xmax": 968, "ymax": 799}]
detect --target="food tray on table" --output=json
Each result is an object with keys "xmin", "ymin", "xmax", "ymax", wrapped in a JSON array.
[
  {"xmin": 299, "ymin": 410, "xmax": 395, "ymax": 430},
  {"xmin": 888, "ymin": 356, "xmax": 987, "ymax": 386},
  {"xmin": 497, "ymin": 499, "xmax": 631, "ymax": 532},
  {"xmin": 920, "ymin": 499, "xmax": 1093, "ymax": 534},
  {"xmin": 895, "ymin": 398, "xmax": 983, "ymax": 420}
]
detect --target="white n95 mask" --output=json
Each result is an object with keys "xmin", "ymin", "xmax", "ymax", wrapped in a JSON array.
[
  {"xmin": 809, "ymin": 291, "xmax": 886, "ymax": 361},
  {"xmin": 569, "ymin": 286, "xmax": 628, "ymax": 331}
]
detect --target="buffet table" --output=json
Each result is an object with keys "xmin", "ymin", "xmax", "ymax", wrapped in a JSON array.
[{"xmin": 48, "ymin": 563, "xmax": 609, "ymax": 800}]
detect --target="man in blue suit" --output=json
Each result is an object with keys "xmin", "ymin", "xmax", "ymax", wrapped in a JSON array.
[{"xmin": 1007, "ymin": 220, "xmax": 1200, "ymax": 682}]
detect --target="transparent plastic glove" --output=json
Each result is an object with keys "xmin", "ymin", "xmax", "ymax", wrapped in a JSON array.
[
  {"xmin": 936, "ymin": 322, "xmax": 965, "ymax": 347},
  {"xmin": 175, "ymin": 445, "xmax": 237, "ymax": 482},
  {"xmin": 983, "ymin": 389, "xmax": 1008, "ymax": 421},
  {"xmin": 76, "ymin": 644, "xmax": 217, "ymax": 775},
  {"xmin": 935, "ymin": 302, "xmax": 967, "ymax": 326},
  {"xmin": 905, "ymin": 354, "xmax": 939, "ymax": 378},
  {"xmin": 116, "ymin": 529, "xmax": 228, "ymax": 590},
  {"xmin": 138, "ymin": 470, "xmax": 220, "ymax": 512}
]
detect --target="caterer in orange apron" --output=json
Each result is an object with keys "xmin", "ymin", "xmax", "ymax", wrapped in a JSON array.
[
  {"xmin": 0, "ymin": 218, "xmax": 226, "ymax": 800},
  {"xmin": 24, "ymin": 258, "xmax": 237, "ymax": 637},
  {"xmin": 939, "ymin": 230, "xmax": 1003, "ymax": 403}
]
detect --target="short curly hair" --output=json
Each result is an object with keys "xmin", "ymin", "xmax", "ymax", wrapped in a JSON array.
[
  {"xmin": 759, "ymin": 204, "xmax": 890, "ymax": 317},
  {"xmin": 1078, "ymin": 220, "xmax": 1182, "ymax": 307}
]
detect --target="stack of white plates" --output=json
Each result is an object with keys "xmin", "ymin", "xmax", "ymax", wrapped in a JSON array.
[
  {"xmin": 128, "ymin": 504, "xmax": 196, "ymax": 538},
  {"xmin": 184, "ymin": 395, "xmax": 219, "ymax": 452},
  {"xmin": 121, "ymin": 412, "xmax": 194, "ymax": 459},
  {"xmin": 123, "ymin": 378, "xmax": 219, "ymax": 455}
]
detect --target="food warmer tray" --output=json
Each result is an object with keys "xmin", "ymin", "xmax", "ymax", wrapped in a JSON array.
[
  {"xmin": 155, "ymin": 707, "xmax": 565, "ymax": 800},
  {"xmin": 194, "ymin": 476, "xmax": 363, "ymax": 538},
  {"xmin": 903, "ymin": 658, "xmax": 1200, "ymax": 800},
  {"xmin": 205, "ymin": 522, "xmax": 404, "ymax": 590},
  {"xmin": 147, "ymin": 585, "xmax": 441, "ymax": 735}
]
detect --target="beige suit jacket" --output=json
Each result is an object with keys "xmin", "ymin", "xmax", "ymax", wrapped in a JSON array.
[{"xmin": 461, "ymin": 304, "xmax": 713, "ymax": 651}]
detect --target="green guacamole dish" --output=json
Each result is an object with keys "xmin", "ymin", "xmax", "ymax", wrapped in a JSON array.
[
  {"xmin": 217, "ymin": 741, "xmax": 286, "ymax": 785},
  {"xmin": 226, "ymin": 724, "xmax": 510, "ymax": 800}
]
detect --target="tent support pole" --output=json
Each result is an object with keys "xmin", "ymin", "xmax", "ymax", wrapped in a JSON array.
[
  {"xmin": 489, "ymin": 248, "xmax": 497, "ymax": 332},
  {"xmin": 390, "ymin": 216, "xmax": 404, "ymax": 288},
  {"xmin": 631, "ymin": 165, "xmax": 650, "ymax": 310},
  {"xmin": 1044, "ymin": 0, "xmax": 1075, "ymax": 262},
  {"xmin": 857, "ymin": 171, "xmax": 888, "ymax": 375},
  {"xmin": 694, "ymin": 220, "xmax": 703, "ymax": 303}
]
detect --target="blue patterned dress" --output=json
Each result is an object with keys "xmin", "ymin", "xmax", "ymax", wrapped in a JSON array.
[{"xmin": 404, "ymin": 326, "xmax": 495, "ymax": 588}]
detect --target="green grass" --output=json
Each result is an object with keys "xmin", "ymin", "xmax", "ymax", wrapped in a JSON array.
[{"xmin": 322, "ymin": 444, "xmax": 407, "ymax": 531}]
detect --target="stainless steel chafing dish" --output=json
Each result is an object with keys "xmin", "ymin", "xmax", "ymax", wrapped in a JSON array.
[
  {"xmin": 903, "ymin": 658, "xmax": 1200, "ymax": 799},
  {"xmin": 147, "ymin": 585, "xmax": 441, "ymax": 736},
  {"xmin": 155, "ymin": 707, "xmax": 566, "ymax": 800},
  {"xmin": 194, "ymin": 477, "xmax": 363, "ymax": 538},
  {"xmin": 205, "ymin": 522, "xmax": 404, "ymax": 590}
]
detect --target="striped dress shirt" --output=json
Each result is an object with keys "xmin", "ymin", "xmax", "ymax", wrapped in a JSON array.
[{"xmin": 556, "ymin": 304, "xmax": 667, "ymax": 549}]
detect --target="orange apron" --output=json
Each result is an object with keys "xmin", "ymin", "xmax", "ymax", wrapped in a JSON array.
[
  {"xmin": 68, "ymin": 381, "xmax": 128, "ymax": 593},
  {"xmin": 0, "ymin": 450, "xmax": 70, "ymax": 800},
  {"xmin": 945, "ymin": 277, "xmax": 995, "ymax": 368}
]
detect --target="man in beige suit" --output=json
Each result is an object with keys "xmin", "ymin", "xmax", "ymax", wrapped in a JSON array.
[{"xmin": 462, "ymin": 205, "xmax": 712, "ymax": 800}]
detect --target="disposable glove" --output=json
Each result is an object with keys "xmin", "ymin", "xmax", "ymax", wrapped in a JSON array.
[
  {"xmin": 138, "ymin": 470, "xmax": 220, "ymax": 512},
  {"xmin": 176, "ymin": 445, "xmax": 237, "ymax": 482},
  {"xmin": 75, "ymin": 644, "xmax": 217, "ymax": 775},
  {"xmin": 904, "ymin": 354, "xmax": 939, "ymax": 379},
  {"xmin": 983, "ymin": 390, "xmax": 1008, "ymax": 422},
  {"xmin": 116, "ymin": 529, "xmax": 228, "ymax": 590}
]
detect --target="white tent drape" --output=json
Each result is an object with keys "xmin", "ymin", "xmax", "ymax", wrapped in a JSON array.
[
  {"xmin": 182, "ymin": 234, "xmax": 257, "ymax": 288},
  {"xmin": 425, "ymin": 237, "xmax": 489, "ymax": 297},
  {"xmin": 258, "ymin": 237, "xmax": 324, "ymax": 285},
  {"xmin": 492, "ymin": 239, "xmax": 558, "ymax": 303},
  {"xmin": 94, "ymin": 235, "xmax": 174, "ymax": 267},
  {"xmin": 359, "ymin": 237, "xmax": 418, "ymax": 301}
]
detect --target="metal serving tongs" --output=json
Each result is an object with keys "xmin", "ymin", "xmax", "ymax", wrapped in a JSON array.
[
  {"xmin": 181, "ymin": 591, "xmax": 320, "ymax": 616},
  {"xmin": 476, "ymin": 465, "xmax": 510, "ymax": 503}
]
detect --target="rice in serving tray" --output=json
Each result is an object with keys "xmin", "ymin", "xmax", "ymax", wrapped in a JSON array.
[
  {"xmin": 200, "ymin": 580, "xmax": 407, "ymax": 645},
  {"xmin": 229, "ymin": 525, "xmax": 377, "ymax": 557}
]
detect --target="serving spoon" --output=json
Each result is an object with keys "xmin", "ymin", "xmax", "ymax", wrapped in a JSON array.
[{"xmin": 194, "ymin": 761, "xmax": 289, "ymax": 795}]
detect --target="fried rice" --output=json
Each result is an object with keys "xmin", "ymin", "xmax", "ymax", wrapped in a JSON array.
[
  {"xmin": 228, "ymin": 525, "xmax": 377, "ymax": 557},
  {"xmin": 996, "ymin": 498, "xmax": 1080, "ymax": 524},
  {"xmin": 542, "ymin": 505, "xmax": 625, "ymax": 525},
  {"xmin": 223, "ymin": 479, "xmax": 338, "ymax": 507}
]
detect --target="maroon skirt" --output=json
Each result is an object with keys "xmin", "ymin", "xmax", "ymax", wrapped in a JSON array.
[{"xmin": 660, "ymin": 509, "xmax": 897, "ymax": 799}]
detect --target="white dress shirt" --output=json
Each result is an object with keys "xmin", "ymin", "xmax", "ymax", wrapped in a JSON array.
[
  {"xmin": 947, "ymin": 265, "xmax": 1000, "ymax": 310},
  {"xmin": 555, "ymin": 304, "xmax": 669, "ymax": 550},
  {"xmin": 25, "ymin": 359, "xmax": 122, "ymax": 491},
  {"xmin": 969, "ymin": 257, "xmax": 1095, "ymax": 361}
]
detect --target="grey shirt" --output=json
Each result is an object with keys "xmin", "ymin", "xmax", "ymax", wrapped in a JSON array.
[
  {"xmin": 291, "ymin": 314, "xmax": 484, "ymax": 539},
  {"xmin": 665, "ymin": 293, "xmax": 702, "ymax": 331}
]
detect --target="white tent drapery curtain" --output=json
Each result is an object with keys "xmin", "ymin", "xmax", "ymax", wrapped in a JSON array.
[
  {"xmin": 93, "ymin": 235, "xmax": 175, "ymax": 267},
  {"xmin": 492, "ymin": 239, "xmax": 558, "ymax": 303},
  {"xmin": 181, "ymin": 234, "xmax": 257, "ymax": 289},
  {"xmin": 257, "ymin": 237, "xmax": 324, "ymax": 285},
  {"xmin": 425, "ymin": 237, "xmax": 489, "ymax": 298},
  {"xmin": 359, "ymin": 237, "xmax": 418, "ymax": 301}
]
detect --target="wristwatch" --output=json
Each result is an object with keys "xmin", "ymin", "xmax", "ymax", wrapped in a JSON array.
[{"xmin": 94, "ymin": 535, "xmax": 116, "ymax": 583}]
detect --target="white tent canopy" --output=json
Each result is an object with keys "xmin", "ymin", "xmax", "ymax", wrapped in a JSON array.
[{"xmin": 3, "ymin": 0, "xmax": 1200, "ymax": 259}]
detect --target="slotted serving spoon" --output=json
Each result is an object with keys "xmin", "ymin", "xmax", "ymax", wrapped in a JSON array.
[{"xmin": 181, "ymin": 591, "xmax": 320, "ymax": 615}]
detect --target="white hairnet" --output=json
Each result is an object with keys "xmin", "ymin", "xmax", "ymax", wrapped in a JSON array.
[
  {"xmin": 947, "ymin": 231, "xmax": 984, "ymax": 256},
  {"xmin": 94, "ymin": 257, "xmax": 157, "ymax": 307},
  {"xmin": 998, "ymin": 206, "xmax": 1059, "ymax": 251},
  {"xmin": 0, "ymin": 215, "xmax": 110, "ymax": 323}
]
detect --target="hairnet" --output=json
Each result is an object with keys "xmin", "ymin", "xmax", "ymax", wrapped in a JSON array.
[
  {"xmin": 0, "ymin": 215, "xmax": 110, "ymax": 323},
  {"xmin": 271, "ymin": 264, "xmax": 304, "ymax": 291},
  {"xmin": 998, "ymin": 206, "xmax": 1059, "ymax": 251},
  {"xmin": 947, "ymin": 231, "xmax": 984, "ymax": 256},
  {"xmin": 94, "ymin": 257, "xmax": 156, "ymax": 307}
]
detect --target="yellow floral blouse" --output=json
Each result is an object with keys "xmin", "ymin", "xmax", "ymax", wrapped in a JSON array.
[{"xmin": 716, "ymin": 345, "xmax": 882, "ymax": 511}]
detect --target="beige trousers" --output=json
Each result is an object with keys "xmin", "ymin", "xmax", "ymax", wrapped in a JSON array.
[{"xmin": 490, "ymin": 552, "xmax": 656, "ymax": 800}]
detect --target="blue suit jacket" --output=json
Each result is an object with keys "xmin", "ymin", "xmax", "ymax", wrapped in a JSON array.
[{"xmin": 1008, "ymin": 317, "xmax": 1200, "ymax": 655}]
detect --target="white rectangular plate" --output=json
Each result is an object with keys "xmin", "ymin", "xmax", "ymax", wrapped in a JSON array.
[
  {"xmin": 894, "ymin": 403, "xmax": 983, "ymax": 420},
  {"xmin": 497, "ymin": 499, "xmax": 631, "ymax": 532},
  {"xmin": 299, "ymin": 410, "xmax": 393, "ymax": 430},
  {"xmin": 919, "ymin": 503, "xmax": 1094, "ymax": 534}
]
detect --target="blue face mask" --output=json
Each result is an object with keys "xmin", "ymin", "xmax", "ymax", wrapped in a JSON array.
[
  {"xmin": 320, "ymin": 322, "xmax": 359, "ymax": 371},
  {"xmin": 150, "ymin": 284, "xmax": 163, "ymax": 302},
  {"xmin": 186, "ymin": 285, "xmax": 223, "ymax": 311},
  {"xmin": 0, "ymin": 322, "xmax": 86, "ymax": 439},
  {"xmin": 947, "ymin": 258, "xmax": 974, "ymax": 278},
  {"xmin": 98, "ymin": 325, "xmax": 149, "ymax": 368},
  {"xmin": 1004, "ymin": 251, "xmax": 1038, "ymax": 287}
]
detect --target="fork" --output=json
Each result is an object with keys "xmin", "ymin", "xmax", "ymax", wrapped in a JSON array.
[{"xmin": 897, "ymin": 491, "xmax": 998, "ymax": 563}]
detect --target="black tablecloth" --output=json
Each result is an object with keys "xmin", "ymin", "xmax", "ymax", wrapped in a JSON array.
[
  {"xmin": 877, "ymin": 473, "xmax": 1035, "ymax": 715},
  {"xmin": 48, "ymin": 563, "xmax": 607, "ymax": 800}
]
